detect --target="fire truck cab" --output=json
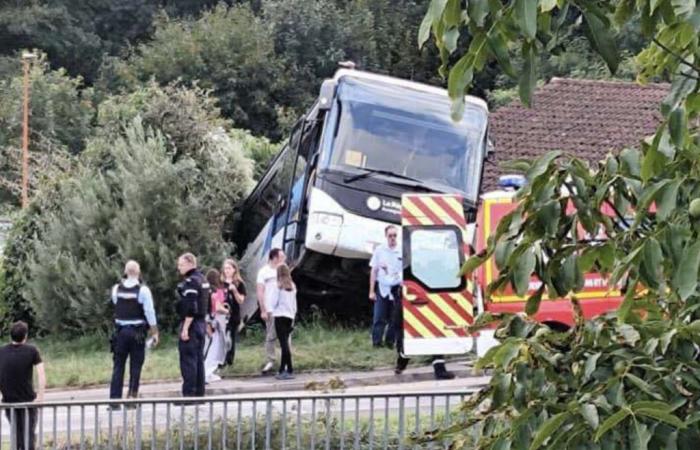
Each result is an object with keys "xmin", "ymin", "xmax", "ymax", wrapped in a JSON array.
[{"xmin": 472, "ymin": 176, "xmax": 625, "ymax": 355}]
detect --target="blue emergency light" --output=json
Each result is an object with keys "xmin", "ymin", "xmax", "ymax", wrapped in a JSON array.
[{"xmin": 498, "ymin": 174, "xmax": 527, "ymax": 190}]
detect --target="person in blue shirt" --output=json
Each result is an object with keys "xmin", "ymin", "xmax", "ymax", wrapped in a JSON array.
[{"xmin": 109, "ymin": 260, "xmax": 159, "ymax": 405}]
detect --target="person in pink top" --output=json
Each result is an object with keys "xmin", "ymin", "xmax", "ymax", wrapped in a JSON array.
[
  {"xmin": 204, "ymin": 269, "xmax": 229, "ymax": 383},
  {"xmin": 210, "ymin": 285, "xmax": 226, "ymax": 316}
]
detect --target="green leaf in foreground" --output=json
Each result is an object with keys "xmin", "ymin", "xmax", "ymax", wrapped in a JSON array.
[
  {"xmin": 595, "ymin": 408, "xmax": 631, "ymax": 441},
  {"xmin": 515, "ymin": 0, "xmax": 537, "ymax": 40},
  {"xmin": 518, "ymin": 41, "xmax": 537, "ymax": 107},
  {"xmin": 671, "ymin": 240, "xmax": 700, "ymax": 300},
  {"xmin": 513, "ymin": 246, "xmax": 536, "ymax": 296},
  {"xmin": 581, "ymin": 8, "xmax": 620, "ymax": 73},
  {"xmin": 529, "ymin": 412, "xmax": 571, "ymax": 450}
]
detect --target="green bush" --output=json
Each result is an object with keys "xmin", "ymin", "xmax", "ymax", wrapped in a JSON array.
[
  {"xmin": 0, "ymin": 201, "xmax": 53, "ymax": 334},
  {"xmin": 229, "ymin": 128, "xmax": 280, "ymax": 181},
  {"xmin": 26, "ymin": 119, "xmax": 241, "ymax": 333},
  {"xmin": 423, "ymin": 310, "xmax": 700, "ymax": 449},
  {"xmin": 0, "ymin": 82, "xmax": 269, "ymax": 334}
]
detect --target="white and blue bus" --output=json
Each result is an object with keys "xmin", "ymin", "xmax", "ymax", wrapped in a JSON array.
[{"xmin": 230, "ymin": 69, "xmax": 490, "ymax": 321}]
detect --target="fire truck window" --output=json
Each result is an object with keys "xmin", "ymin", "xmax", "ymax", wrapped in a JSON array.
[{"xmin": 410, "ymin": 229, "xmax": 461, "ymax": 289}]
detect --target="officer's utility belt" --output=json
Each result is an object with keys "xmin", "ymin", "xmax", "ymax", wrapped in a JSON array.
[{"xmin": 115, "ymin": 322, "xmax": 146, "ymax": 329}]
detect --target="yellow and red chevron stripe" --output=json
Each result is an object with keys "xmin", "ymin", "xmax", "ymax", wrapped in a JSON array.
[
  {"xmin": 403, "ymin": 281, "xmax": 474, "ymax": 338},
  {"xmin": 401, "ymin": 195, "xmax": 466, "ymax": 227},
  {"xmin": 401, "ymin": 194, "xmax": 474, "ymax": 339}
]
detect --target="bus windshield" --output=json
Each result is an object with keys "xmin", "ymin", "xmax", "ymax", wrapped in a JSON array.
[{"xmin": 322, "ymin": 76, "xmax": 488, "ymax": 202}]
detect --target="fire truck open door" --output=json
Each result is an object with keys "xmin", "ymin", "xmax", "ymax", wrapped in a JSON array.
[{"xmin": 400, "ymin": 194, "xmax": 475, "ymax": 356}]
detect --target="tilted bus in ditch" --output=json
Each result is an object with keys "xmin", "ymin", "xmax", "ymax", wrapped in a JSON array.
[{"xmin": 230, "ymin": 68, "xmax": 490, "ymax": 321}]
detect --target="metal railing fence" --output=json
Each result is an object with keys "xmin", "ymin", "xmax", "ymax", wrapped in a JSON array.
[{"xmin": 0, "ymin": 389, "xmax": 478, "ymax": 450}]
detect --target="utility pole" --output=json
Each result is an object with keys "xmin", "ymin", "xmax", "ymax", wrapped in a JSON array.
[{"xmin": 20, "ymin": 52, "xmax": 36, "ymax": 209}]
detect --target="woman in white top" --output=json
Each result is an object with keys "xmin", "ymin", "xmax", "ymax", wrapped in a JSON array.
[{"xmin": 272, "ymin": 264, "xmax": 297, "ymax": 380}]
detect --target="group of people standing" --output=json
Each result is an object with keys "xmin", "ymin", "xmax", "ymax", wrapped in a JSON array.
[
  {"xmin": 108, "ymin": 249, "xmax": 298, "ymax": 402},
  {"xmin": 107, "ymin": 225, "xmax": 452, "ymax": 404},
  {"xmin": 0, "ymin": 229, "xmax": 447, "ymax": 449},
  {"xmin": 202, "ymin": 258, "xmax": 246, "ymax": 383},
  {"xmin": 256, "ymin": 248, "xmax": 297, "ymax": 380}
]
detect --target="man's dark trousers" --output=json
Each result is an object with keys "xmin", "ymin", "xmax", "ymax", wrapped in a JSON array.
[
  {"xmin": 5, "ymin": 407, "xmax": 37, "ymax": 450},
  {"xmin": 110, "ymin": 325, "xmax": 146, "ymax": 399},
  {"xmin": 372, "ymin": 288, "xmax": 398, "ymax": 346},
  {"xmin": 179, "ymin": 319, "xmax": 206, "ymax": 397}
]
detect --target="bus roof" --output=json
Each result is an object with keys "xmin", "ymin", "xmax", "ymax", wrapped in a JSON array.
[{"xmin": 332, "ymin": 69, "xmax": 489, "ymax": 112}]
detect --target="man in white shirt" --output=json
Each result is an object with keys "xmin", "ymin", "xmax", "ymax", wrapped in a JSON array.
[
  {"xmin": 369, "ymin": 225, "xmax": 402, "ymax": 348},
  {"xmin": 257, "ymin": 248, "xmax": 286, "ymax": 374}
]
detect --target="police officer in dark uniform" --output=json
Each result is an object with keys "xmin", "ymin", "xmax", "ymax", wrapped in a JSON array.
[
  {"xmin": 176, "ymin": 253, "xmax": 210, "ymax": 397},
  {"xmin": 109, "ymin": 260, "xmax": 159, "ymax": 405}
]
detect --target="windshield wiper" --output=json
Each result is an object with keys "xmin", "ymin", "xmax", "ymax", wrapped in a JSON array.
[{"xmin": 343, "ymin": 168, "xmax": 423, "ymax": 184}]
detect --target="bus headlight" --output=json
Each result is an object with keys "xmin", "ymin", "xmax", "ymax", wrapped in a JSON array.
[{"xmin": 310, "ymin": 212, "xmax": 343, "ymax": 227}]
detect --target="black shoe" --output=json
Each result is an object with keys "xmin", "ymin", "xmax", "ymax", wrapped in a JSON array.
[
  {"xmin": 395, "ymin": 356, "xmax": 409, "ymax": 374},
  {"xmin": 107, "ymin": 404, "xmax": 122, "ymax": 411},
  {"xmin": 433, "ymin": 362, "xmax": 456, "ymax": 380},
  {"xmin": 372, "ymin": 343, "xmax": 382, "ymax": 348},
  {"xmin": 432, "ymin": 361, "xmax": 455, "ymax": 380},
  {"xmin": 434, "ymin": 370, "xmax": 456, "ymax": 380},
  {"xmin": 385, "ymin": 341, "xmax": 394, "ymax": 349}
]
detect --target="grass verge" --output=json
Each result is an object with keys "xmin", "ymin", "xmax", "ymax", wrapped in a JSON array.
[{"xmin": 35, "ymin": 321, "xmax": 398, "ymax": 389}]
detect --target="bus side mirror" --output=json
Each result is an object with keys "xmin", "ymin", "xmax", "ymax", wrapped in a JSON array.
[
  {"xmin": 486, "ymin": 137, "xmax": 494, "ymax": 161},
  {"xmin": 318, "ymin": 80, "xmax": 336, "ymax": 111}
]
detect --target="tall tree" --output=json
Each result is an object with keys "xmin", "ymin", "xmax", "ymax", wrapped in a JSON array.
[
  {"xmin": 113, "ymin": 4, "xmax": 285, "ymax": 139},
  {"xmin": 0, "ymin": 53, "xmax": 94, "ymax": 206},
  {"xmin": 0, "ymin": 0, "xmax": 235, "ymax": 82},
  {"xmin": 419, "ymin": 0, "xmax": 700, "ymax": 448}
]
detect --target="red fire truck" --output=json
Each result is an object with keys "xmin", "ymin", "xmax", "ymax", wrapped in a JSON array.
[
  {"xmin": 471, "ymin": 183, "xmax": 625, "ymax": 355},
  {"xmin": 400, "ymin": 180, "xmax": 625, "ymax": 358}
]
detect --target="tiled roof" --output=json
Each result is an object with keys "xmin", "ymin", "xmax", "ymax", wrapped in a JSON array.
[{"xmin": 484, "ymin": 77, "xmax": 669, "ymax": 192}]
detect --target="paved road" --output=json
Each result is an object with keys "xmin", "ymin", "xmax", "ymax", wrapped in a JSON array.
[
  {"xmin": 40, "ymin": 359, "xmax": 482, "ymax": 401},
  {"xmin": 0, "ymin": 365, "xmax": 489, "ymax": 449}
]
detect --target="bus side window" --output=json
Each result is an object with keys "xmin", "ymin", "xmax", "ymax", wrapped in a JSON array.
[
  {"xmin": 271, "ymin": 122, "xmax": 321, "ymax": 235},
  {"xmin": 243, "ymin": 168, "xmax": 280, "ymax": 245},
  {"xmin": 242, "ymin": 117, "xmax": 320, "ymax": 248}
]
